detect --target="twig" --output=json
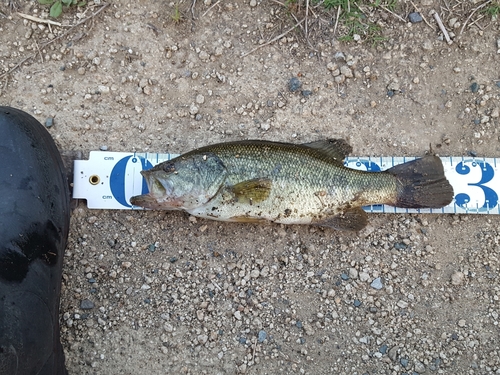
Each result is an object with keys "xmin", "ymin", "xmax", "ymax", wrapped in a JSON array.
[
  {"xmin": 241, "ymin": 18, "xmax": 305, "ymax": 58},
  {"xmin": 379, "ymin": 5, "xmax": 406, "ymax": 23},
  {"xmin": 430, "ymin": 9, "xmax": 452, "ymax": 44},
  {"xmin": 201, "ymin": 0, "xmax": 220, "ymax": 17},
  {"xmin": 17, "ymin": 12, "xmax": 64, "ymax": 27},
  {"xmin": 305, "ymin": 0, "xmax": 309, "ymax": 40},
  {"xmin": 460, "ymin": 0, "xmax": 491, "ymax": 35},
  {"xmin": 191, "ymin": 0, "xmax": 197, "ymax": 19},
  {"xmin": 0, "ymin": 3, "xmax": 110, "ymax": 80},
  {"xmin": 34, "ymin": 40, "xmax": 44, "ymax": 64},
  {"xmin": 410, "ymin": 1, "xmax": 435, "ymax": 31},
  {"xmin": 467, "ymin": 14, "xmax": 485, "ymax": 30},
  {"xmin": 333, "ymin": 6, "xmax": 341, "ymax": 36}
]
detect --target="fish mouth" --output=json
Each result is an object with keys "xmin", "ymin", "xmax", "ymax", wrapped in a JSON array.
[{"xmin": 130, "ymin": 172, "xmax": 181, "ymax": 209}]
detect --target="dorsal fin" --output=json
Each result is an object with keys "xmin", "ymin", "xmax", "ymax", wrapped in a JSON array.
[{"xmin": 301, "ymin": 139, "xmax": 352, "ymax": 163}]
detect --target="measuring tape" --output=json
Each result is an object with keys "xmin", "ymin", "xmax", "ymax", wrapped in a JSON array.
[{"xmin": 72, "ymin": 151, "xmax": 500, "ymax": 214}]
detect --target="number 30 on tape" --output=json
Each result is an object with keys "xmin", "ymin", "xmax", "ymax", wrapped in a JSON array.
[{"xmin": 73, "ymin": 152, "xmax": 500, "ymax": 214}]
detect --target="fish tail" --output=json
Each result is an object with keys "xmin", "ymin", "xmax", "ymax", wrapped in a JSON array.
[{"xmin": 387, "ymin": 156, "xmax": 454, "ymax": 208}]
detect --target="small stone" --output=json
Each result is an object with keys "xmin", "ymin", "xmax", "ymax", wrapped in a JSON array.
[
  {"xmin": 98, "ymin": 85, "xmax": 110, "ymax": 94},
  {"xmin": 78, "ymin": 67, "xmax": 86, "ymax": 75},
  {"xmin": 249, "ymin": 0, "xmax": 257, "ymax": 7},
  {"xmin": 301, "ymin": 90, "xmax": 312, "ymax": 97},
  {"xmin": 197, "ymin": 334, "xmax": 208, "ymax": 345},
  {"xmin": 387, "ymin": 90, "xmax": 395, "ymax": 98},
  {"xmin": 451, "ymin": 271, "xmax": 465, "ymax": 286},
  {"xmin": 250, "ymin": 269, "xmax": 260, "ymax": 278},
  {"xmin": 379, "ymin": 344, "xmax": 388, "ymax": 354},
  {"xmin": 80, "ymin": 299, "xmax": 95, "ymax": 310},
  {"xmin": 349, "ymin": 268, "xmax": 358, "ymax": 279},
  {"xmin": 415, "ymin": 360, "xmax": 426, "ymax": 372},
  {"xmin": 295, "ymin": 320, "xmax": 303, "ymax": 329},
  {"xmin": 196, "ymin": 310, "xmax": 204, "ymax": 321},
  {"xmin": 458, "ymin": 319, "xmax": 466, "ymax": 327},
  {"xmin": 408, "ymin": 12, "xmax": 422, "ymax": 23},
  {"xmin": 490, "ymin": 108, "xmax": 499, "ymax": 118},
  {"xmin": 189, "ymin": 103, "xmax": 199, "ymax": 115},
  {"xmin": 448, "ymin": 18, "xmax": 458, "ymax": 28},
  {"xmin": 258, "ymin": 330, "xmax": 267, "ymax": 342},
  {"xmin": 341, "ymin": 272, "xmax": 349, "ymax": 281},
  {"xmin": 397, "ymin": 300, "xmax": 408, "ymax": 308},
  {"xmin": 199, "ymin": 50, "xmax": 210, "ymax": 60},
  {"xmin": 234, "ymin": 310, "xmax": 242, "ymax": 320},
  {"xmin": 45, "ymin": 117, "xmax": 54, "ymax": 128},
  {"xmin": 353, "ymin": 299, "xmax": 362, "ymax": 307},
  {"xmin": 196, "ymin": 94, "xmax": 205, "ymax": 104},
  {"xmin": 470, "ymin": 82, "xmax": 479, "ymax": 93},
  {"xmin": 370, "ymin": 277, "xmax": 383, "ymax": 290},
  {"xmin": 400, "ymin": 358, "xmax": 409, "ymax": 368},
  {"xmin": 326, "ymin": 62, "xmax": 338, "ymax": 71},
  {"xmin": 340, "ymin": 65, "xmax": 353, "ymax": 78},
  {"xmin": 388, "ymin": 346, "xmax": 398, "ymax": 361},
  {"xmin": 100, "ymin": 145, "xmax": 108, "ymax": 151},
  {"xmin": 359, "ymin": 272, "xmax": 370, "ymax": 282},
  {"xmin": 288, "ymin": 77, "xmax": 302, "ymax": 92}
]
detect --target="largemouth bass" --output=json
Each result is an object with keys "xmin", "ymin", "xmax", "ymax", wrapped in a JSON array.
[{"xmin": 130, "ymin": 139, "xmax": 454, "ymax": 231}]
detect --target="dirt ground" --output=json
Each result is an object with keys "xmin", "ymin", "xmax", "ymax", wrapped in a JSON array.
[{"xmin": 1, "ymin": 0, "xmax": 500, "ymax": 374}]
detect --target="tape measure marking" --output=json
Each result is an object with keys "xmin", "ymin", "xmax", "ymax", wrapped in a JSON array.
[{"xmin": 72, "ymin": 151, "xmax": 500, "ymax": 214}]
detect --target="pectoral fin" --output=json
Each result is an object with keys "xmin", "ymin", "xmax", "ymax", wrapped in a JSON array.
[
  {"xmin": 231, "ymin": 178, "xmax": 272, "ymax": 204},
  {"xmin": 314, "ymin": 207, "xmax": 367, "ymax": 231}
]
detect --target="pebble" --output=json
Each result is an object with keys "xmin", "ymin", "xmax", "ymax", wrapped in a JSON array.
[
  {"xmin": 45, "ymin": 117, "xmax": 54, "ymax": 128},
  {"xmin": 400, "ymin": 358, "xmax": 409, "ymax": 368},
  {"xmin": 196, "ymin": 94, "xmax": 205, "ymax": 104},
  {"xmin": 340, "ymin": 65, "xmax": 353, "ymax": 78},
  {"xmin": 388, "ymin": 346, "xmax": 398, "ymax": 361},
  {"xmin": 379, "ymin": 344, "xmax": 388, "ymax": 354},
  {"xmin": 458, "ymin": 319, "xmax": 466, "ymax": 327},
  {"xmin": 258, "ymin": 330, "xmax": 267, "ymax": 342},
  {"xmin": 100, "ymin": 145, "xmax": 108, "ymax": 151},
  {"xmin": 370, "ymin": 277, "xmax": 383, "ymax": 290},
  {"xmin": 80, "ymin": 299, "xmax": 95, "ymax": 310},
  {"xmin": 249, "ymin": 0, "xmax": 257, "ymax": 7},
  {"xmin": 288, "ymin": 77, "xmax": 302, "ymax": 92},
  {"xmin": 451, "ymin": 271, "xmax": 465, "ymax": 286},
  {"xmin": 353, "ymin": 299, "xmax": 362, "ymax": 307},
  {"xmin": 234, "ymin": 311, "xmax": 242, "ymax": 320},
  {"xmin": 301, "ymin": 90, "xmax": 312, "ymax": 97},
  {"xmin": 349, "ymin": 268, "xmax": 358, "ymax": 279},
  {"xmin": 359, "ymin": 272, "xmax": 369, "ymax": 282},
  {"xmin": 470, "ymin": 82, "xmax": 479, "ymax": 93},
  {"xmin": 408, "ymin": 12, "xmax": 423, "ymax": 23},
  {"xmin": 397, "ymin": 300, "xmax": 409, "ymax": 308}
]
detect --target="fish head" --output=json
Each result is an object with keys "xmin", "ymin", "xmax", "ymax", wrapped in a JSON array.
[{"xmin": 130, "ymin": 152, "xmax": 227, "ymax": 210}]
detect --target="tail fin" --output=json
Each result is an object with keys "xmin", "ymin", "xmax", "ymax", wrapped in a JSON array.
[{"xmin": 387, "ymin": 156, "xmax": 454, "ymax": 208}]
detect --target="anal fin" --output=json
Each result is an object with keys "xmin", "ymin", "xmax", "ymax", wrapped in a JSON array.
[{"xmin": 314, "ymin": 207, "xmax": 367, "ymax": 231}]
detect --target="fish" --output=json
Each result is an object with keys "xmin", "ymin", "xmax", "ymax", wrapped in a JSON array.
[{"xmin": 130, "ymin": 139, "xmax": 454, "ymax": 231}]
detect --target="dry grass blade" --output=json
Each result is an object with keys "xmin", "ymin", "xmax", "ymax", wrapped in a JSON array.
[
  {"xmin": 241, "ymin": 18, "xmax": 305, "ymax": 58},
  {"xmin": 460, "ymin": 0, "xmax": 492, "ymax": 34}
]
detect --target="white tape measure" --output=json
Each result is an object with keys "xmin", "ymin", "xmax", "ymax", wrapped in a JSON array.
[{"xmin": 72, "ymin": 151, "xmax": 500, "ymax": 214}]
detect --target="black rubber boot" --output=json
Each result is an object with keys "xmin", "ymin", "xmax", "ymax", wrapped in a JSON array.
[{"xmin": 0, "ymin": 107, "xmax": 69, "ymax": 375}]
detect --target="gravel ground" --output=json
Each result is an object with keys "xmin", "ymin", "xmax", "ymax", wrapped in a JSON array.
[{"xmin": 1, "ymin": 0, "xmax": 500, "ymax": 374}]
